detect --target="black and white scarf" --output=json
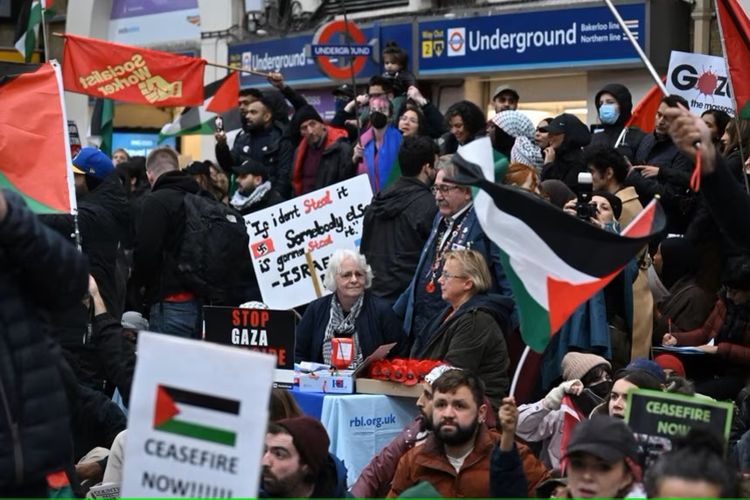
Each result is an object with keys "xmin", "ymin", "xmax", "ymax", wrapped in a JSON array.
[
  {"xmin": 322, "ymin": 294, "xmax": 364, "ymax": 368},
  {"xmin": 230, "ymin": 180, "xmax": 272, "ymax": 211}
]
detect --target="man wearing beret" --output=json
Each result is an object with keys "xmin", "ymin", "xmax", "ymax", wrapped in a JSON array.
[{"xmin": 260, "ymin": 416, "xmax": 346, "ymax": 498}]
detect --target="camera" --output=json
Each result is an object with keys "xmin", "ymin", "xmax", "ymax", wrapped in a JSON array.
[{"xmin": 576, "ymin": 172, "xmax": 597, "ymax": 220}]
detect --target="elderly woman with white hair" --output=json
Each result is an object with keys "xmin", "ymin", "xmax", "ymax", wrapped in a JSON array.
[{"xmin": 295, "ymin": 248, "xmax": 405, "ymax": 366}]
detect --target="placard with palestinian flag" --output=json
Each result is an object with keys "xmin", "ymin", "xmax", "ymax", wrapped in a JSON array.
[
  {"xmin": 450, "ymin": 137, "xmax": 665, "ymax": 352},
  {"xmin": 121, "ymin": 332, "xmax": 275, "ymax": 498}
]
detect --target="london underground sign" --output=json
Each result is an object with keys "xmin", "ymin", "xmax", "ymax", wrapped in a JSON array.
[{"xmin": 311, "ymin": 19, "xmax": 372, "ymax": 80}]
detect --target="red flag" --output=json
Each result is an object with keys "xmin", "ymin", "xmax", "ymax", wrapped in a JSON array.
[
  {"xmin": 62, "ymin": 34, "xmax": 205, "ymax": 106},
  {"xmin": 626, "ymin": 80, "xmax": 666, "ymax": 133},
  {"xmin": 716, "ymin": 0, "xmax": 750, "ymax": 118},
  {"xmin": 205, "ymin": 72, "xmax": 240, "ymax": 113},
  {"xmin": 0, "ymin": 61, "xmax": 74, "ymax": 213}
]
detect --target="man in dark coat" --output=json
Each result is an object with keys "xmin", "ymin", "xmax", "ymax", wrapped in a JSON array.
[
  {"xmin": 361, "ymin": 135, "xmax": 438, "ymax": 303},
  {"xmin": 0, "ymin": 188, "xmax": 89, "ymax": 496},
  {"xmin": 132, "ymin": 147, "xmax": 202, "ymax": 338},
  {"xmin": 215, "ymin": 93, "xmax": 294, "ymax": 199},
  {"xmin": 629, "ymin": 94, "xmax": 697, "ymax": 234}
]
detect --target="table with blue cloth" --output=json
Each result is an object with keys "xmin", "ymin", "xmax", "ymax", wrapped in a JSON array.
[{"xmin": 290, "ymin": 387, "xmax": 417, "ymax": 488}]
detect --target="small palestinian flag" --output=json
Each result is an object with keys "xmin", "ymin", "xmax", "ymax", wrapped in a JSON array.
[
  {"xmin": 154, "ymin": 385, "xmax": 240, "ymax": 446},
  {"xmin": 450, "ymin": 137, "xmax": 665, "ymax": 352}
]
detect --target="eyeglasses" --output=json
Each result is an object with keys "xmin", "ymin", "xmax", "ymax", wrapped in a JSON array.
[
  {"xmin": 431, "ymin": 184, "xmax": 462, "ymax": 195},
  {"xmin": 441, "ymin": 271, "xmax": 467, "ymax": 280}
]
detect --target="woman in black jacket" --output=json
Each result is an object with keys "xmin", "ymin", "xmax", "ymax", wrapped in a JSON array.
[{"xmin": 541, "ymin": 113, "xmax": 592, "ymax": 191}]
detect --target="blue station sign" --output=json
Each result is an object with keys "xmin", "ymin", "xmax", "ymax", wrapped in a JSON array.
[{"xmin": 417, "ymin": 2, "xmax": 647, "ymax": 75}]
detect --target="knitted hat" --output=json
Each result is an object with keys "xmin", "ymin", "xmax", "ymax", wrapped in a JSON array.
[
  {"xmin": 121, "ymin": 311, "xmax": 149, "ymax": 331},
  {"xmin": 276, "ymin": 416, "xmax": 330, "ymax": 474},
  {"xmin": 561, "ymin": 352, "xmax": 611, "ymax": 381},
  {"xmin": 654, "ymin": 354, "xmax": 686, "ymax": 378},
  {"xmin": 491, "ymin": 110, "xmax": 535, "ymax": 139},
  {"xmin": 184, "ymin": 160, "xmax": 210, "ymax": 176},
  {"xmin": 510, "ymin": 136, "xmax": 543, "ymax": 169},
  {"xmin": 294, "ymin": 105, "xmax": 324, "ymax": 130},
  {"xmin": 627, "ymin": 357, "xmax": 666, "ymax": 383},
  {"xmin": 72, "ymin": 146, "xmax": 114, "ymax": 179}
]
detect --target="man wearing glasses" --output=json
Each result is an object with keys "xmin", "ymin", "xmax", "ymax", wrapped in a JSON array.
[{"xmin": 394, "ymin": 156, "xmax": 515, "ymax": 345}]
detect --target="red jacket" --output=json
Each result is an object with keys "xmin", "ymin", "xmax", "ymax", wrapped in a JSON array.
[
  {"xmin": 674, "ymin": 297, "xmax": 750, "ymax": 366},
  {"xmin": 387, "ymin": 425, "xmax": 549, "ymax": 498},
  {"xmin": 291, "ymin": 126, "xmax": 352, "ymax": 196}
]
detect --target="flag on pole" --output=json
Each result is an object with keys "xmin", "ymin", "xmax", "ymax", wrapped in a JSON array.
[
  {"xmin": 715, "ymin": 0, "xmax": 750, "ymax": 118},
  {"xmin": 90, "ymin": 98, "xmax": 114, "ymax": 157},
  {"xmin": 158, "ymin": 73, "xmax": 242, "ymax": 143},
  {"xmin": 62, "ymin": 33, "xmax": 206, "ymax": 106},
  {"xmin": 626, "ymin": 79, "xmax": 665, "ymax": 133},
  {"xmin": 0, "ymin": 61, "xmax": 75, "ymax": 213},
  {"xmin": 14, "ymin": 0, "xmax": 42, "ymax": 62},
  {"xmin": 450, "ymin": 137, "xmax": 665, "ymax": 352}
]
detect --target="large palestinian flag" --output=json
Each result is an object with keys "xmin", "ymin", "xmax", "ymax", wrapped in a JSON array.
[
  {"xmin": 451, "ymin": 137, "xmax": 665, "ymax": 352},
  {"xmin": 0, "ymin": 60, "xmax": 75, "ymax": 213},
  {"xmin": 158, "ymin": 72, "xmax": 241, "ymax": 143},
  {"xmin": 716, "ymin": 0, "xmax": 750, "ymax": 118}
]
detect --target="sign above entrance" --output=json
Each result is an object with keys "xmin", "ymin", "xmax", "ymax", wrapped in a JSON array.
[
  {"xmin": 417, "ymin": 2, "xmax": 647, "ymax": 75},
  {"xmin": 311, "ymin": 20, "xmax": 373, "ymax": 80}
]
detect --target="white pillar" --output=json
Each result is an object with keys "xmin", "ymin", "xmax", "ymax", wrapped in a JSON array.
[{"xmin": 63, "ymin": 0, "xmax": 112, "ymax": 144}]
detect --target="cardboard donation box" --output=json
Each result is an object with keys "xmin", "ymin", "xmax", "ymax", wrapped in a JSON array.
[{"xmin": 356, "ymin": 378, "xmax": 423, "ymax": 398}]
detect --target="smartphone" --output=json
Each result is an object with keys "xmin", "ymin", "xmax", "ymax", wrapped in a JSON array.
[{"xmin": 214, "ymin": 116, "xmax": 224, "ymax": 133}]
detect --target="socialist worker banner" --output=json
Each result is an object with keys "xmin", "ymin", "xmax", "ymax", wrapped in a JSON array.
[{"xmin": 62, "ymin": 34, "xmax": 205, "ymax": 106}]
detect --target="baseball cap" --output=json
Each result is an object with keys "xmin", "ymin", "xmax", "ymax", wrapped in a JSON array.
[
  {"xmin": 332, "ymin": 83, "xmax": 354, "ymax": 99},
  {"xmin": 492, "ymin": 84, "xmax": 519, "ymax": 101},
  {"xmin": 232, "ymin": 158, "xmax": 269, "ymax": 178},
  {"xmin": 72, "ymin": 146, "xmax": 114, "ymax": 179},
  {"xmin": 565, "ymin": 415, "xmax": 639, "ymax": 464},
  {"xmin": 184, "ymin": 160, "xmax": 211, "ymax": 176}
]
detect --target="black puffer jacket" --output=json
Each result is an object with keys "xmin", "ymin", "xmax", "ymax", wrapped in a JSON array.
[
  {"xmin": 132, "ymin": 170, "xmax": 201, "ymax": 306},
  {"xmin": 590, "ymin": 83, "xmax": 646, "ymax": 161},
  {"xmin": 360, "ymin": 176, "xmax": 437, "ymax": 302},
  {"xmin": 0, "ymin": 189, "xmax": 89, "ymax": 489}
]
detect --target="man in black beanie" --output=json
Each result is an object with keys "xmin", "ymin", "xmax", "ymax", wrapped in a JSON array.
[
  {"xmin": 260, "ymin": 416, "xmax": 342, "ymax": 498},
  {"xmin": 290, "ymin": 105, "xmax": 354, "ymax": 196}
]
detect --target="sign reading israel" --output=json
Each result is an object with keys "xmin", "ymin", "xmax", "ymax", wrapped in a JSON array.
[
  {"xmin": 121, "ymin": 332, "xmax": 275, "ymax": 498},
  {"xmin": 418, "ymin": 2, "xmax": 646, "ymax": 74}
]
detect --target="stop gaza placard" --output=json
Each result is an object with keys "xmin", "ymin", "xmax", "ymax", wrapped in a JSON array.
[
  {"xmin": 666, "ymin": 50, "xmax": 735, "ymax": 116},
  {"xmin": 121, "ymin": 332, "xmax": 275, "ymax": 498}
]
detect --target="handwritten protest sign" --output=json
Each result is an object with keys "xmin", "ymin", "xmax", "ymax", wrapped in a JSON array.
[
  {"xmin": 121, "ymin": 332, "xmax": 275, "ymax": 498},
  {"xmin": 666, "ymin": 50, "xmax": 735, "ymax": 116},
  {"xmin": 245, "ymin": 174, "xmax": 373, "ymax": 309},
  {"xmin": 203, "ymin": 306, "xmax": 296, "ymax": 369},
  {"xmin": 625, "ymin": 388, "xmax": 733, "ymax": 469}
]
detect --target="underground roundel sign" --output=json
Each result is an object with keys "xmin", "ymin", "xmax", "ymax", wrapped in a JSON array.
[{"xmin": 311, "ymin": 20, "xmax": 371, "ymax": 80}]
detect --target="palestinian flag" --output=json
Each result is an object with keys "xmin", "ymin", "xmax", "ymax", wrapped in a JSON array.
[
  {"xmin": 158, "ymin": 72, "xmax": 241, "ymax": 143},
  {"xmin": 716, "ymin": 0, "xmax": 750, "ymax": 118},
  {"xmin": 0, "ymin": 61, "xmax": 75, "ymax": 213},
  {"xmin": 14, "ymin": 0, "xmax": 43, "ymax": 62},
  {"xmin": 450, "ymin": 137, "xmax": 665, "ymax": 352},
  {"xmin": 154, "ymin": 385, "xmax": 240, "ymax": 446},
  {"xmin": 90, "ymin": 98, "xmax": 113, "ymax": 157}
]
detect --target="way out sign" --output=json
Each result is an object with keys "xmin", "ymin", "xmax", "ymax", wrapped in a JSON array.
[
  {"xmin": 311, "ymin": 19, "xmax": 373, "ymax": 80},
  {"xmin": 121, "ymin": 332, "xmax": 275, "ymax": 498}
]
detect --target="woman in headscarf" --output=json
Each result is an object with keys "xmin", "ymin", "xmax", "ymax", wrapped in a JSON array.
[{"xmin": 490, "ymin": 110, "xmax": 543, "ymax": 172}]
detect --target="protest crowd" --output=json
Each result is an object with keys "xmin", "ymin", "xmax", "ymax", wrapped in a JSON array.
[{"xmin": 5, "ymin": 16, "xmax": 750, "ymax": 500}]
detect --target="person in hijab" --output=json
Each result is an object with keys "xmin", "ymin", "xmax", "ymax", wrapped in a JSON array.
[{"xmin": 490, "ymin": 110, "xmax": 543, "ymax": 172}]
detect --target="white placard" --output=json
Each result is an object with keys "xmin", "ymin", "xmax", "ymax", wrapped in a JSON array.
[
  {"xmin": 666, "ymin": 50, "xmax": 735, "ymax": 116},
  {"xmin": 245, "ymin": 174, "xmax": 373, "ymax": 310},
  {"xmin": 121, "ymin": 332, "xmax": 275, "ymax": 498}
]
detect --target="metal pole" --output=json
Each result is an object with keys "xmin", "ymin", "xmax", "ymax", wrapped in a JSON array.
[
  {"xmin": 603, "ymin": 0, "xmax": 669, "ymax": 95},
  {"xmin": 340, "ymin": 0, "xmax": 362, "ymax": 146},
  {"xmin": 40, "ymin": 0, "xmax": 49, "ymax": 62}
]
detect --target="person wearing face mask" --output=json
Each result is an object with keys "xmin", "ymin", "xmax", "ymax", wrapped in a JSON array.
[
  {"xmin": 353, "ymin": 95, "xmax": 403, "ymax": 192},
  {"xmin": 590, "ymin": 83, "xmax": 645, "ymax": 162},
  {"xmin": 516, "ymin": 352, "xmax": 613, "ymax": 469}
]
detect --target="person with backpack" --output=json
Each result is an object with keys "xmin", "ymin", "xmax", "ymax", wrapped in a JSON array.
[{"xmin": 132, "ymin": 147, "xmax": 250, "ymax": 338}]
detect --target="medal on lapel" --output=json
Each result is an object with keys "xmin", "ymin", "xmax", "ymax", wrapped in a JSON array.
[{"xmin": 425, "ymin": 280, "xmax": 435, "ymax": 293}]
